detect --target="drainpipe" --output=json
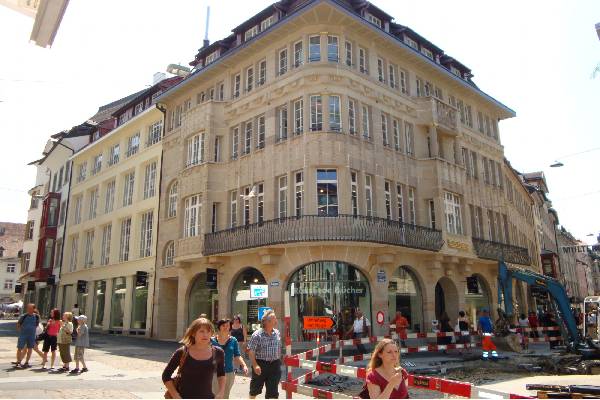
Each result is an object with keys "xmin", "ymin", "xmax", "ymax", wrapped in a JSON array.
[{"xmin": 150, "ymin": 104, "xmax": 167, "ymax": 338}]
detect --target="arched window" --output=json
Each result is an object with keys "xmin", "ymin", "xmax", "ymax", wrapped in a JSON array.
[
  {"xmin": 167, "ymin": 182, "xmax": 178, "ymax": 218},
  {"xmin": 164, "ymin": 241, "xmax": 175, "ymax": 266},
  {"xmin": 389, "ymin": 266, "xmax": 423, "ymax": 332}
]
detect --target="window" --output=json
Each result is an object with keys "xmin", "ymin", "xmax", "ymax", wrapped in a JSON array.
[
  {"xmin": 64, "ymin": 161, "xmax": 70, "ymax": 185},
  {"xmin": 244, "ymin": 121, "xmax": 252, "ymax": 154},
  {"xmin": 74, "ymin": 196, "xmax": 82, "ymax": 224},
  {"xmin": 361, "ymin": 105, "xmax": 370, "ymax": 139},
  {"xmin": 148, "ymin": 121, "xmax": 162, "ymax": 146},
  {"xmin": 205, "ymin": 50, "xmax": 219, "ymax": 64},
  {"xmin": 294, "ymin": 171, "xmax": 304, "ymax": 217},
  {"xmin": 77, "ymin": 162, "xmax": 87, "ymax": 183},
  {"xmin": 108, "ymin": 144, "xmax": 120, "ymax": 166},
  {"xmin": 428, "ymin": 200, "xmax": 436, "ymax": 229},
  {"xmin": 293, "ymin": 40, "xmax": 303, "ymax": 67},
  {"xmin": 399, "ymin": 69, "xmax": 408, "ymax": 94},
  {"xmin": 465, "ymin": 105, "xmax": 473, "ymax": 128},
  {"xmin": 434, "ymin": 86, "xmax": 443, "ymax": 100},
  {"xmin": 482, "ymin": 157, "xmax": 490, "ymax": 184},
  {"xmin": 381, "ymin": 113, "xmax": 389, "ymax": 146},
  {"xmin": 421, "ymin": 47, "xmax": 434, "ymax": 60},
  {"xmin": 415, "ymin": 78, "xmax": 423, "ymax": 97},
  {"xmin": 88, "ymin": 188, "xmax": 98, "ymax": 219},
  {"xmin": 4, "ymin": 279, "xmax": 13, "ymax": 290},
  {"xmin": 278, "ymin": 175, "xmax": 288, "ymax": 219},
  {"xmin": 256, "ymin": 184, "xmax": 264, "ymax": 223},
  {"xmin": 491, "ymin": 119, "xmax": 498, "ymax": 139},
  {"xmin": 230, "ymin": 190, "xmax": 237, "ymax": 228},
  {"xmin": 52, "ymin": 172, "xmax": 58, "ymax": 191},
  {"xmin": 143, "ymin": 161, "xmax": 157, "ymax": 199},
  {"xmin": 127, "ymin": 133, "xmax": 140, "ymax": 157},
  {"xmin": 231, "ymin": 127, "xmax": 239, "ymax": 159},
  {"xmin": 350, "ymin": 171, "xmax": 358, "ymax": 216},
  {"xmin": 47, "ymin": 197, "xmax": 59, "ymax": 227},
  {"xmin": 140, "ymin": 211, "xmax": 153, "ymax": 257},
  {"xmin": 243, "ymin": 187, "xmax": 251, "ymax": 225},
  {"xmin": 260, "ymin": 15, "xmax": 274, "ymax": 31},
  {"xmin": 278, "ymin": 49, "xmax": 288, "ymax": 75},
  {"xmin": 218, "ymin": 82, "xmax": 224, "ymax": 101},
  {"xmin": 377, "ymin": 58, "xmax": 385, "ymax": 82},
  {"xmin": 165, "ymin": 182, "xmax": 178, "ymax": 219},
  {"xmin": 69, "ymin": 236, "xmax": 78, "ymax": 272},
  {"xmin": 389, "ymin": 64, "xmax": 397, "ymax": 89},
  {"xmin": 408, "ymin": 187, "xmax": 416, "ymax": 224},
  {"xmin": 59, "ymin": 200, "xmax": 66, "ymax": 225},
  {"xmin": 84, "ymin": 230, "xmax": 94, "ymax": 267},
  {"xmin": 135, "ymin": 102, "xmax": 144, "ymax": 115},
  {"xmin": 6, "ymin": 264, "xmax": 15, "ymax": 273},
  {"xmin": 345, "ymin": 41, "xmax": 353, "ymax": 66},
  {"xmin": 470, "ymin": 205, "xmax": 483, "ymax": 238},
  {"xmin": 393, "ymin": 119, "xmax": 401, "ymax": 151},
  {"xmin": 403, "ymin": 35, "xmax": 418, "ymax": 50},
  {"xmin": 309, "ymin": 35, "xmax": 320, "ymax": 62},
  {"xmin": 277, "ymin": 105, "xmax": 288, "ymax": 141},
  {"xmin": 316, "ymin": 169, "xmax": 338, "ymax": 216},
  {"xmin": 310, "ymin": 95, "xmax": 322, "ymax": 131},
  {"xmin": 424, "ymin": 81, "xmax": 432, "ymax": 97},
  {"xmin": 119, "ymin": 217, "xmax": 131, "ymax": 262},
  {"xmin": 327, "ymin": 35, "xmax": 338, "ymax": 62},
  {"xmin": 328, "ymin": 95, "xmax": 341, "ymax": 132},
  {"xmin": 366, "ymin": 13, "xmax": 382, "ymax": 28},
  {"xmin": 404, "ymin": 122, "xmax": 414, "ymax": 155},
  {"xmin": 123, "ymin": 171, "xmax": 135, "ymax": 206},
  {"xmin": 58, "ymin": 167, "xmax": 64, "ymax": 188},
  {"xmin": 244, "ymin": 25, "xmax": 258, "ymax": 41},
  {"xmin": 384, "ymin": 181, "xmax": 392, "ymax": 220},
  {"xmin": 22, "ymin": 252, "xmax": 31, "ymax": 272},
  {"xmin": 173, "ymin": 105, "xmax": 183, "ymax": 129},
  {"xmin": 100, "ymin": 224, "xmax": 111, "ymax": 266},
  {"xmin": 293, "ymin": 99, "xmax": 303, "ymax": 135},
  {"xmin": 485, "ymin": 115, "xmax": 491, "ymax": 137},
  {"xmin": 359, "ymin": 47, "xmax": 367, "ymax": 73},
  {"xmin": 451, "ymin": 66, "xmax": 461, "ymax": 77},
  {"xmin": 365, "ymin": 174, "xmax": 374, "ymax": 217},
  {"xmin": 245, "ymin": 66, "xmax": 254, "ymax": 92},
  {"xmin": 30, "ymin": 192, "xmax": 39, "ymax": 209},
  {"xmin": 105, "ymin": 180, "xmax": 115, "ymax": 213},
  {"xmin": 214, "ymin": 136, "xmax": 221, "ymax": 162},
  {"xmin": 164, "ymin": 242, "xmax": 175, "ymax": 266},
  {"xmin": 187, "ymin": 133, "xmax": 205, "ymax": 166},
  {"xmin": 444, "ymin": 192, "xmax": 463, "ymax": 235},
  {"xmin": 184, "ymin": 195, "xmax": 201, "ymax": 238},
  {"xmin": 469, "ymin": 151, "xmax": 478, "ymax": 178},
  {"xmin": 233, "ymin": 74, "xmax": 241, "ymax": 98},
  {"xmin": 257, "ymin": 115, "xmax": 265, "ymax": 149},
  {"xmin": 258, "ymin": 60, "xmax": 266, "ymax": 86},
  {"xmin": 348, "ymin": 99, "xmax": 356, "ymax": 135}
]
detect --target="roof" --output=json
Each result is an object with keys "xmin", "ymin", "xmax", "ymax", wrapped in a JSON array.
[
  {"xmin": 0, "ymin": 222, "xmax": 25, "ymax": 258},
  {"xmin": 88, "ymin": 88, "xmax": 148, "ymax": 124},
  {"xmin": 111, "ymin": 76, "xmax": 183, "ymax": 117}
]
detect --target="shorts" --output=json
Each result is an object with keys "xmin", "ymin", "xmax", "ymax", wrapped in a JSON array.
[
  {"xmin": 249, "ymin": 359, "xmax": 281, "ymax": 398},
  {"xmin": 74, "ymin": 346, "xmax": 85, "ymax": 361},
  {"xmin": 42, "ymin": 335, "xmax": 58, "ymax": 352},
  {"xmin": 17, "ymin": 333, "xmax": 36, "ymax": 349}
]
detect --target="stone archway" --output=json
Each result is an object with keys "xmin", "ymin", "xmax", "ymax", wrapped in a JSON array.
[
  {"xmin": 388, "ymin": 265, "xmax": 425, "ymax": 332},
  {"xmin": 435, "ymin": 276, "xmax": 459, "ymax": 321},
  {"xmin": 230, "ymin": 267, "xmax": 267, "ymax": 334},
  {"xmin": 464, "ymin": 273, "xmax": 492, "ymax": 328}
]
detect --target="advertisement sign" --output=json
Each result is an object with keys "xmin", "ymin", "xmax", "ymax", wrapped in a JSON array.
[
  {"xmin": 250, "ymin": 284, "xmax": 268, "ymax": 299},
  {"xmin": 303, "ymin": 316, "xmax": 335, "ymax": 330}
]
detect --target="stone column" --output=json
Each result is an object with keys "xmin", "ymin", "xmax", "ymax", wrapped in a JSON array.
[
  {"xmin": 102, "ymin": 278, "xmax": 113, "ymax": 331},
  {"xmin": 122, "ymin": 275, "xmax": 134, "ymax": 332}
]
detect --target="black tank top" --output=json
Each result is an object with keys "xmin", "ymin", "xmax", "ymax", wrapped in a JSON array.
[{"xmin": 231, "ymin": 326, "xmax": 244, "ymax": 342}]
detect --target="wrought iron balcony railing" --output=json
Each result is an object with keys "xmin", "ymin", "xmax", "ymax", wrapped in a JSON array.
[
  {"xmin": 472, "ymin": 237, "xmax": 531, "ymax": 265},
  {"xmin": 203, "ymin": 214, "xmax": 444, "ymax": 256}
]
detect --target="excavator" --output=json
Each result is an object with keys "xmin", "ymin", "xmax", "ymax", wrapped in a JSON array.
[{"xmin": 496, "ymin": 261, "xmax": 600, "ymax": 373}]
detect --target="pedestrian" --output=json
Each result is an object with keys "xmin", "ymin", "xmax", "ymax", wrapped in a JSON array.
[
  {"xmin": 57, "ymin": 311, "xmax": 73, "ymax": 371},
  {"xmin": 71, "ymin": 315, "xmax": 89, "ymax": 374},
  {"xmin": 230, "ymin": 315, "xmax": 248, "ymax": 356},
  {"xmin": 528, "ymin": 311, "xmax": 540, "ymax": 338},
  {"xmin": 41, "ymin": 308, "xmax": 61, "ymax": 370},
  {"xmin": 393, "ymin": 311, "xmax": 409, "ymax": 347},
  {"xmin": 477, "ymin": 309, "xmax": 498, "ymax": 360},
  {"xmin": 518, "ymin": 313, "xmax": 529, "ymax": 350},
  {"xmin": 247, "ymin": 310, "xmax": 281, "ymax": 399},
  {"xmin": 438, "ymin": 312, "xmax": 453, "ymax": 352},
  {"xmin": 360, "ymin": 338, "xmax": 408, "ymax": 399},
  {"xmin": 31, "ymin": 306, "xmax": 46, "ymax": 362},
  {"xmin": 163, "ymin": 317, "xmax": 225, "ymax": 399},
  {"xmin": 71, "ymin": 303, "xmax": 80, "ymax": 317},
  {"xmin": 212, "ymin": 319, "xmax": 249, "ymax": 398},
  {"xmin": 13, "ymin": 303, "xmax": 39, "ymax": 368},
  {"xmin": 457, "ymin": 311, "xmax": 471, "ymax": 353},
  {"xmin": 346, "ymin": 309, "xmax": 371, "ymax": 355}
]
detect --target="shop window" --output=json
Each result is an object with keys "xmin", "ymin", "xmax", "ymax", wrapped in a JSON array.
[
  {"xmin": 110, "ymin": 277, "xmax": 126, "ymax": 329},
  {"xmin": 388, "ymin": 266, "xmax": 423, "ymax": 332},
  {"xmin": 188, "ymin": 272, "xmax": 219, "ymax": 325},
  {"xmin": 231, "ymin": 268, "xmax": 267, "ymax": 334}
]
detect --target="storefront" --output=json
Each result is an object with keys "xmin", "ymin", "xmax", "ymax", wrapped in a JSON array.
[
  {"xmin": 231, "ymin": 268, "xmax": 266, "ymax": 333},
  {"xmin": 92, "ymin": 280, "xmax": 106, "ymax": 329},
  {"xmin": 465, "ymin": 274, "xmax": 491, "ymax": 328},
  {"xmin": 388, "ymin": 266, "xmax": 423, "ymax": 332},
  {"xmin": 287, "ymin": 261, "xmax": 371, "ymax": 341},
  {"xmin": 110, "ymin": 277, "xmax": 126, "ymax": 330},
  {"xmin": 131, "ymin": 276, "xmax": 149, "ymax": 330},
  {"xmin": 188, "ymin": 272, "xmax": 218, "ymax": 324}
]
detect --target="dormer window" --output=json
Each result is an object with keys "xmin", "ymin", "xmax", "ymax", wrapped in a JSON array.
[
  {"xmin": 366, "ymin": 13, "xmax": 382, "ymax": 28},
  {"xmin": 403, "ymin": 35, "xmax": 418, "ymax": 50},
  {"xmin": 205, "ymin": 50, "xmax": 219, "ymax": 65},
  {"xmin": 450, "ymin": 66, "xmax": 461, "ymax": 77},
  {"xmin": 135, "ymin": 102, "xmax": 144, "ymax": 115},
  {"xmin": 260, "ymin": 16, "xmax": 274, "ymax": 31},
  {"xmin": 420, "ymin": 47, "xmax": 434, "ymax": 60},
  {"xmin": 245, "ymin": 25, "xmax": 259, "ymax": 41}
]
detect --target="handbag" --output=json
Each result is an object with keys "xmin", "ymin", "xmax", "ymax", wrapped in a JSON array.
[
  {"xmin": 35, "ymin": 322, "xmax": 47, "ymax": 342},
  {"xmin": 165, "ymin": 346, "xmax": 188, "ymax": 399}
]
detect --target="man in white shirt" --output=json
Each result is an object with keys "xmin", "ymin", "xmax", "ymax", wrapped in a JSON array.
[{"xmin": 346, "ymin": 309, "xmax": 370, "ymax": 355}]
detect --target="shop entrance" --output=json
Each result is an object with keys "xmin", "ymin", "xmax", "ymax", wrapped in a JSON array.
[
  {"xmin": 465, "ymin": 274, "xmax": 491, "ymax": 328},
  {"xmin": 388, "ymin": 266, "xmax": 423, "ymax": 332},
  {"xmin": 231, "ymin": 268, "xmax": 267, "ymax": 334},
  {"xmin": 435, "ymin": 277, "xmax": 458, "ymax": 322},
  {"xmin": 287, "ymin": 261, "xmax": 371, "ymax": 341},
  {"xmin": 188, "ymin": 272, "xmax": 218, "ymax": 324}
]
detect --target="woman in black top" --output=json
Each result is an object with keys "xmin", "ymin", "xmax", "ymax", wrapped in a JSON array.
[
  {"xmin": 230, "ymin": 315, "xmax": 247, "ymax": 352},
  {"xmin": 163, "ymin": 318, "xmax": 225, "ymax": 399}
]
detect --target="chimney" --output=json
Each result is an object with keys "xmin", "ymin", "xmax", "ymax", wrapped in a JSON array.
[
  {"xmin": 203, "ymin": 39, "xmax": 210, "ymax": 48},
  {"xmin": 153, "ymin": 72, "xmax": 167, "ymax": 85}
]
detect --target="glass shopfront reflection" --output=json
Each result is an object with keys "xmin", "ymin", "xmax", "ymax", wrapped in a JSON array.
[
  {"xmin": 288, "ymin": 261, "xmax": 371, "ymax": 341},
  {"xmin": 92, "ymin": 281, "xmax": 106, "ymax": 329},
  {"xmin": 188, "ymin": 272, "xmax": 218, "ymax": 324},
  {"xmin": 388, "ymin": 266, "xmax": 423, "ymax": 332},
  {"xmin": 110, "ymin": 277, "xmax": 126, "ymax": 329}
]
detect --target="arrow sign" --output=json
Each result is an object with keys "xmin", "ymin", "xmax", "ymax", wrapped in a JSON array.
[{"xmin": 303, "ymin": 316, "xmax": 335, "ymax": 330}]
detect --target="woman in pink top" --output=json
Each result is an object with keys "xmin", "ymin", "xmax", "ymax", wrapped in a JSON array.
[
  {"xmin": 364, "ymin": 339, "xmax": 409, "ymax": 399},
  {"xmin": 41, "ymin": 309, "xmax": 61, "ymax": 370}
]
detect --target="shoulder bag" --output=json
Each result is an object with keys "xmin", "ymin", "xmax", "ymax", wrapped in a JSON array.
[{"xmin": 165, "ymin": 346, "xmax": 188, "ymax": 399}]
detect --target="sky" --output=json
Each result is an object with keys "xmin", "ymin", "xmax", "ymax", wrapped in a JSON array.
[{"xmin": 0, "ymin": 0, "xmax": 598, "ymax": 243}]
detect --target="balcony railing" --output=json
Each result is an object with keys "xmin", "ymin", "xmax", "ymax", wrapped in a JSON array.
[
  {"xmin": 472, "ymin": 237, "xmax": 531, "ymax": 265},
  {"xmin": 203, "ymin": 214, "xmax": 444, "ymax": 256}
]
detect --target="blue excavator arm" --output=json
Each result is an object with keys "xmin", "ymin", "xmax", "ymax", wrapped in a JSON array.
[{"xmin": 497, "ymin": 261, "xmax": 582, "ymax": 345}]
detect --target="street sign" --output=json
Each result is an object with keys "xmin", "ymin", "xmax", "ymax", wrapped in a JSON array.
[
  {"xmin": 270, "ymin": 280, "xmax": 280, "ymax": 287},
  {"xmin": 303, "ymin": 316, "xmax": 335, "ymax": 330},
  {"xmin": 376, "ymin": 311, "xmax": 385, "ymax": 325},
  {"xmin": 258, "ymin": 306, "xmax": 273, "ymax": 321},
  {"xmin": 377, "ymin": 270, "xmax": 386, "ymax": 283},
  {"xmin": 250, "ymin": 284, "xmax": 268, "ymax": 299}
]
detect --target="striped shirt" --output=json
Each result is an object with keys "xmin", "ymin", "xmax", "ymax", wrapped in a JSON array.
[{"xmin": 247, "ymin": 328, "xmax": 281, "ymax": 361}]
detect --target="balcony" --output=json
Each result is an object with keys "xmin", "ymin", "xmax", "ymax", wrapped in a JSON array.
[
  {"xmin": 415, "ymin": 96, "xmax": 459, "ymax": 134},
  {"xmin": 203, "ymin": 214, "xmax": 444, "ymax": 256},
  {"xmin": 472, "ymin": 237, "xmax": 531, "ymax": 265}
]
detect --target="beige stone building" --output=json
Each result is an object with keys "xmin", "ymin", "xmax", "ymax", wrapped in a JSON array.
[{"xmin": 153, "ymin": 0, "xmax": 540, "ymax": 340}]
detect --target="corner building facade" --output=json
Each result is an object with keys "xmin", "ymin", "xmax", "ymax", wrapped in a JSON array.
[{"xmin": 154, "ymin": 0, "xmax": 540, "ymax": 340}]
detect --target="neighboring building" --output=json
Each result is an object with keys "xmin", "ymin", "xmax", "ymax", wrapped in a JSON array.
[
  {"xmin": 0, "ymin": 222, "xmax": 25, "ymax": 303},
  {"xmin": 58, "ymin": 76, "xmax": 181, "ymax": 336},
  {"xmin": 0, "ymin": 0, "xmax": 70, "ymax": 47},
  {"xmin": 557, "ymin": 227, "xmax": 582, "ymax": 304},
  {"xmin": 153, "ymin": 0, "xmax": 539, "ymax": 340}
]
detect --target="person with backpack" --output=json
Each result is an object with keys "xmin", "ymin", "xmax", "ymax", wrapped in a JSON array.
[
  {"xmin": 41, "ymin": 308, "xmax": 61, "ymax": 369},
  {"xmin": 13, "ymin": 303, "xmax": 39, "ymax": 368},
  {"xmin": 163, "ymin": 317, "xmax": 225, "ymax": 399},
  {"xmin": 360, "ymin": 338, "xmax": 408, "ymax": 399}
]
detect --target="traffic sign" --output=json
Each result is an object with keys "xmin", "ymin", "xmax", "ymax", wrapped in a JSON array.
[
  {"xmin": 258, "ymin": 307, "xmax": 273, "ymax": 321},
  {"xmin": 303, "ymin": 316, "xmax": 335, "ymax": 330}
]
